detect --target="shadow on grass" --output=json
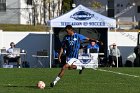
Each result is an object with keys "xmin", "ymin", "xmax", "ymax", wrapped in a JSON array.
[{"xmin": 4, "ymin": 85, "xmax": 51, "ymax": 89}]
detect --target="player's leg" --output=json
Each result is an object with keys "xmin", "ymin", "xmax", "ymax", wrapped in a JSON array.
[
  {"xmin": 69, "ymin": 65, "xmax": 77, "ymax": 69},
  {"xmin": 50, "ymin": 58, "xmax": 77, "ymax": 87},
  {"xmin": 58, "ymin": 63, "xmax": 70, "ymax": 78},
  {"xmin": 50, "ymin": 58, "xmax": 84, "ymax": 87},
  {"xmin": 50, "ymin": 63, "xmax": 70, "ymax": 87},
  {"xmin": 69, "ymin": 58, "xmax": 85, "ymax": 74},
  {"xmin": 79, "ymin": 66, "xmax": 85, "ymax": 74},
  {"xmin": 68, "ymin": 64, "xmax": 84, "ymax": 74}
]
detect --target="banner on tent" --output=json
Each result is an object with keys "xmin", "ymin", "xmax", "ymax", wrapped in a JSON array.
[
  {"xmin": 74, "ymin": 53, "xmax": 98, "ymax": 68},
  {"xmin": 61, "ymin": 22, "xmax": 105, "ymax": 27},
  {"xmin": 70, "ymin": 11, "xmax": 94, "ymax": 20}
]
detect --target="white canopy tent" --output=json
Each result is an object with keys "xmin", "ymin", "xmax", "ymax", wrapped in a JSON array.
[
  {"xmin": 47, "ymin": 5, "xmax": 116, "ymax": 68},
  {"xmin": 47, "ymin": 5, "xmax": 116, "ymax": 28}
]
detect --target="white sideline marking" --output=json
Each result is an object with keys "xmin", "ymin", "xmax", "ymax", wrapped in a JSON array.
[{"xmin": 98, "ymin": 69, "xmax": 140, "ymax": 78}]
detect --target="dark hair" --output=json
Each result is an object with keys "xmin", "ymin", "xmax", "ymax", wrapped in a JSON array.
[
  {"xmin": 65, "ymin": 25, "xmax": 73, "ymax": 30},
  {"xmin": 10, "ymin": 42, "xmax": 15, "ymax": 47},
  {"xmin": 90, "ymin": 40, "xmax": 96, "ymax": 43}
]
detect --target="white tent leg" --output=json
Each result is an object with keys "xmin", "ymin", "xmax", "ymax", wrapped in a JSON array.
[
  {"xmin": 0, "ymin": 30, "xmax": 3, "ymax": 49},
  {"xmin": 49, "ymin": 27, "xmax": 53, "ymax": 68},
  {"xmin": 114, "ymin": 27, "xmax": 118, "ymax": 68}
]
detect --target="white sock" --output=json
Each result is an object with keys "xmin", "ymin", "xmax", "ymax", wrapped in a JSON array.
[
  {"xmin": 76, "ymin": 66, "xmax": 82, "ymax": 70},
  {"xmin": 53, "ymin": 76, "xmax": 60, "ymax": 85}
]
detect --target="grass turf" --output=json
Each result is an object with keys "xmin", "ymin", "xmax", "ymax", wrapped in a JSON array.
[{"xmin": 0, "ymin": 68, "xmax": 140, "ymax": 93}]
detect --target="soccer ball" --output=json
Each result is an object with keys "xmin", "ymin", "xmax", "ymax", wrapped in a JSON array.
[{"xmin": 37, "ymin": 81, "xmax": 45, "ymax": 89}]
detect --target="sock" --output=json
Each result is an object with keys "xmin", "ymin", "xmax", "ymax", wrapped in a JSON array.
[
  {"xmin": 76, "ymin": 66, "xmax": 82, "ymax": 70},
  {"xmin": 53, "ymin": 76, "xmax": 60, "ymax": 85}
]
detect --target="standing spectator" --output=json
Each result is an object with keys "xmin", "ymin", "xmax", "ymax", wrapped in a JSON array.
[{"xmin": 109, "ymin": 43, "xmax": 121, "ymax": 67}]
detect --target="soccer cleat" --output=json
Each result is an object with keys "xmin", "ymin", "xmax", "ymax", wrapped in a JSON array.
[
  {"xmin": 79, "ymin": 66, "xmax": 85, "ymax": 74},
  {"xmin": 50, "ymin": 82, "xmax": 54, "ymax": 88}
]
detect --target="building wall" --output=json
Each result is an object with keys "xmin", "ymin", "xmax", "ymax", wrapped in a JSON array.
[
  {"xmin": 74, "ymin": 0, "xmax": 108, "ymax": 15},
  {"xmin": 114, "ymin": 0, "xmax": 135, "ymax": 20},
  {"xmin": 135, "ymin": 1, "xmax": 140, "ymax": 22},
  {"xmin": 0, "ymin": 0, "xmax": 32, "ymax": 24},
  {"xmin": 0, "ymin": 0, "xmax": 20, "ymax": 24},
  {"xmin": 0, "ymin": 0, "xmax": 63, "ymax": 24},
  {"xmin": 74, "ymin": 0, "xmax": 140, "ymax": 22}
]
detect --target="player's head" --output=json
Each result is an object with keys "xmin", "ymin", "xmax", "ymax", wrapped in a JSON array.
[{"xmin": 65, "ymin": 25, "xmax": 74, "ymax": 35}]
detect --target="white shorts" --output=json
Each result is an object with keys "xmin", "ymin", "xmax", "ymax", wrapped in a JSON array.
[{"xmin": 66, "ymin": 58, "xmax": 80, "ymax": 65}]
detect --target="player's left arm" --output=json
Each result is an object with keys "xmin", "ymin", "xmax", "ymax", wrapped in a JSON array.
[
  {"xmin": 87, "ymin": 37, "xmax": 104, "ymax": 44},
  {"xmin": 78, "ymin": 34, "xmax": 96, "ymax": 42},
  {"xmin": 78, "ymin": 34, "xmax": 104, "ymax": 51}
]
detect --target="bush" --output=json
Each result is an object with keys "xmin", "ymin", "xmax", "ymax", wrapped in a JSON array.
[{"xmin": 0, "ymin": 24, "xmax": 49, "ymax": 32}]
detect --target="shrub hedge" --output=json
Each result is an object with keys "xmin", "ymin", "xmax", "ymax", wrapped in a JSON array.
[{"xmin": 0, "ymin": 24, "xmax": 49, "ymax": 32}]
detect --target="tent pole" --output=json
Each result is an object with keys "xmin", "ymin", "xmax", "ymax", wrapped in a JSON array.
[
  {"xmin": 116, "ymin": 45, "xmax": 119, "ymax": 68},
  {"xmin": 49, "ymin": 27, "xmax": 53, "ymax": 68},
  {"xmin": 114, "ymin": 26, "xmax": 118, "ymax": 68},
  {"xmin": 0, "ymin": 30, "xmax": 3, "ymax": 49}
]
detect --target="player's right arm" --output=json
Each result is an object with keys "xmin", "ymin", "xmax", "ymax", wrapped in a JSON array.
[
  {"xmin": 59, "ymin": 36, "xmax": 66, "ymax": 63},
  {"xmin": 58, "ymin": 47, "xmax": 63, "ymax": 63}
]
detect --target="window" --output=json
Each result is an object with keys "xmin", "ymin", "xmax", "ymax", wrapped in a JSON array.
[
  {"xmin": 108, "ymin": 0, "xmax": 114, "ymax": 9},
  {"xmin": 108, "ymin": 9, "xmax": 114, "ymax": 17},
  {"xmin": 108, "ymin": 0, "xmax": 114, "ymax": 17},
  {"xmin": 27, "ymin": 0, "xmax": 32, "ymax": 5},
  {"xmin": 137, "ymin": 6, "xmax": 140, "ymax": 13},
  {"xmin": 0, "ymin": 0, "xmax": 6, "ymax": 12}
]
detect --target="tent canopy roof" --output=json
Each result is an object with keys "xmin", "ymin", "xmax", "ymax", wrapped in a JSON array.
[{"xmin": 47, "ymin": 5, "xmax": 116, "ymax": 28}]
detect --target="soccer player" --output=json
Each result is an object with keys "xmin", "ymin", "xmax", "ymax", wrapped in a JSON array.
[{"xmin": 50, "ymin": 25, "xmax": 96, "ymax": 87}]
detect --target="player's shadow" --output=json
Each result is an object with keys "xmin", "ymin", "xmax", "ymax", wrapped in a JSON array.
[
  {"xmin": 5, "ymin": 85, "xmax": 51, "ymax": 89},
  {"xmin": 5, "ymin": 85, "xmax": 37, "ymax": 89}
]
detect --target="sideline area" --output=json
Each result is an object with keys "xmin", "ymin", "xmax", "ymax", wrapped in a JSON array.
[{"xmin": 98, "ymin": 68, "xmax": 140, "ymax": 78}]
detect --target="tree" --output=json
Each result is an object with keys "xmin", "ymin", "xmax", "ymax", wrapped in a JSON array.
[
  {"xmin": 92, "ymin": 1, "xmax": 102, "ymax": 9},
  {"xmin": 31, "ymin": 0, "xmax": 63, "ymax": 25},
  {"xmin": 61, "ymin": 0, "xmax": 73, "ymax": 14}
]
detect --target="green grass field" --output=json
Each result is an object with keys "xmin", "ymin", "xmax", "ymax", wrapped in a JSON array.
[{"xmin": 0, "ymin": 68, "xmax": 140, "ymax": 93}]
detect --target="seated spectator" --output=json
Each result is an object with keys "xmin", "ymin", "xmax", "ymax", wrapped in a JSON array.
[
  {"xmin": 3, "ymin": 42, "xmax": 21, "ymax": 68},
  {"xmin": 109, "ymin": 43, "xmax": 122, "ymax": 67},
  {"xmin": 87, "ymin": 40, "xmax": 99, "ymax": 53},
  {"xmin": 134, "ymin": 45, "xmax": 140, "ymax": 67},
  {"xmin": 54, "ymin": 50, "xmax": 59, "ymax": 59},
  {"xmin": 125, "ymin": 53, "xmax": 136, "ymax": 67}
]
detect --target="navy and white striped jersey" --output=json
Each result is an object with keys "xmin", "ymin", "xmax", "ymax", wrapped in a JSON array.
[{"xmin": 62, "ymin": 33, "xmax": 87, "ymax": 58}]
